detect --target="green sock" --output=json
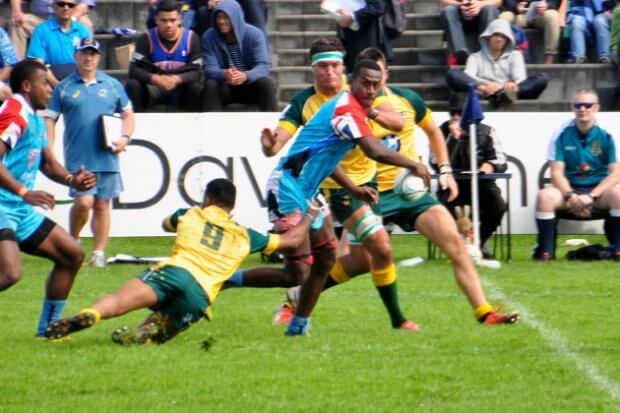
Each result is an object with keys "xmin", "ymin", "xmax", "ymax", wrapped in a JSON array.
[{"xmin": 376, "ymin": 282, "xmax": 406, "ymax": 328}]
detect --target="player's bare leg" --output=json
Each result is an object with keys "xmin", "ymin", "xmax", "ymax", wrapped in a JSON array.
[
  {"xmin": 0, "ymin": 232, "xmax": 22, "ymax": 291},
  {"xmin": 415, "ymin": 205, "xmax": 519, "ymax": 324},
  {"xmin": 69, "ymin": 195, "xmax": 93, "ymax": 239},
  {"xmin": 91, "ymin": 198, "xmax": 111, "ymax": 259},
  {"xmin": 45, "ymin": 278, "xmax": 158, "ymax": 340}
]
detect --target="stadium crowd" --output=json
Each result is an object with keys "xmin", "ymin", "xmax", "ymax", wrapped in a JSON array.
[{"xmin": 0, "ymin": 0, "xmax": 618, "ymax": 343}]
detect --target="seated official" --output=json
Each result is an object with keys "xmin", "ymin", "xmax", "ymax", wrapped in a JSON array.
[
  {"xmin": 201, "ymin": 0, "xmax": 277, "ymax": 111},
  {"xmin": 534, "ymin": 89, "xmax": 620, "ymax": 261},
  {"xmin": 432, "ymin": 93, "xmax": 507, "ymax": 258},
  {"xmin": 125, "ymin": 0, "xmax": 203, "ymax": 112}
]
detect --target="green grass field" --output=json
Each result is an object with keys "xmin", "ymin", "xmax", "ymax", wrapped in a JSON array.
[{"xmin": 1, "ymin": 234, "xmax": 618, "ymax": 412}]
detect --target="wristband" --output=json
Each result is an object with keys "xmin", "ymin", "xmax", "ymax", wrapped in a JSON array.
[
  {"xmin": 304, "ymin": 213, "xmax": 315, "ymax": 220},
  {"xmin": 368, "ymin": 109, "xmax": 379, "ymax": 120},
  {"xmin": 64, "ymin": 174, "xmax": 74, "ymax": 186},
  {"xmin": 439, "ymin": 164, "xmax": 453, "ymax": 174},
  {"xmin": 17, "ymin": 186, "xmax": 28, "ymax": 197}
]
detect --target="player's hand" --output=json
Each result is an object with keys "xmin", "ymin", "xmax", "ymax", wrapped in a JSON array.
[
  {"xmin": 23, "ymin": 190, "xmax": 55, "ymax": 210},
  {"xmin": 352, "ymin": 186, "xmax": 379, "ymax": 205},
  {"xmin": 408, "ymin": 163, "xmax": 431, "ymax": 188},
  {"xmin": 111, "ymin": 136, "xmax": 129, "ymax": 153},
  {"xmin": 260, "ymin": 128, "xmax": 277, "ymax": 154},
  {"xmin": 11, "ymin": 11, "xmax": 25, "ymax": 26},
  {"xmin": 440, "ymin": 173, "xmax": 458, "ymax": 202},
  {"xmin": 71, "ymin": 166, "xmax": 97, "ymax": 190}
]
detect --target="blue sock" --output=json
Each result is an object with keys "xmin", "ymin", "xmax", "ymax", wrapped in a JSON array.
[
  {"xmin": 36, "ymin": 299, "xmax": 67, "ymax": 337},
  {"xmin": 285, "ymin": 315, "xmax": 310, "ymax": 336},
  {"xmin": 221, "ymin": 269, "xmax": 245, "ymax": 290},
  {"xmin": 535, "ymin": 212, "xmax": 557, "ymax": 258}
]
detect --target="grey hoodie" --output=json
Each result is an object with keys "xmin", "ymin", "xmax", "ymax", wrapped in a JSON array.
[{"xmin": 464, "ymin": 19, "xmax": 527, "ymax": 85}]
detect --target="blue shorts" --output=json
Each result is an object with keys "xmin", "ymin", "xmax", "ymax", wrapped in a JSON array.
[
  {"xmin": 0, "ymin": 201, "xmax": 46, "ymax": 242},
  {"xmin": 265, "ymin": 169, "xmax": 309, "ymax": 222},
  {"xmin": 70, "ymin": 172, "xmax": 124, "ymax": 200}
]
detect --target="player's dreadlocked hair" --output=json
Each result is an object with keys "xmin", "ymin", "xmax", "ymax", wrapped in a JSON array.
[
  {"xmin": 308, "ymin": 37, "xmax": 345, "ymax": 60},
  {"xmin": 205, "ymin": 179, "xmax": 236, "ymax": 208}
]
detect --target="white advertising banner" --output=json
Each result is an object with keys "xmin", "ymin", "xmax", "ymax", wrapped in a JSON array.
[{"xmin": 38, "ymin": 112, "xmax": 620, "ymax": 236}]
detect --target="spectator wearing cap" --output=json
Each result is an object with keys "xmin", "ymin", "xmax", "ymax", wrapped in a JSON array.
[
  {"xmin": 201, "ymin": 0, "xmax": 276, "ymax": 111},
  {"xmin": 445, "ymin": 18, "xmax": 548, "ymax": 107},
  {"xmin": 44, "ymin": 38, "xmax": 135, "ymax": 268},
  {"xmin": 431, "ymin": 93, "xmax": 507, "ymax": 257},
  {"xmin": 0, "ymin": 28, "xmax": 19, "ymax": 101},
  {"xmin": 26, "ymin": 0, "xmax": 91, "ymax": 86},
  {"xmin": 10, "ymin": 0, "xmax": 94, "ymax": 60},
  {"xmin": 125, "ymin": 0, "xmax": 204, "ymax": 112}
]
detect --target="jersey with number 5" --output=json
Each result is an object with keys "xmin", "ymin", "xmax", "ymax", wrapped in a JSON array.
[{"xmin": 155, "ymin": 205, "xmax": 280, "ymax": 303}]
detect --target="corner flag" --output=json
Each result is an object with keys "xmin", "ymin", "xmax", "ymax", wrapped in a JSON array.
[{"xmin": 459, "ymin": 84, "xmax": 484, "ymax": 130}]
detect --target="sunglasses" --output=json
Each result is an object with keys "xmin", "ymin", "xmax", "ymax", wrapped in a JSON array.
[
  {"xmin": 572, "ymin": 102, "xmax": 596, "ymax": 109},
  {"xmin": 56, "ymin": 1, "xmax": 77, "ymax": 8}
]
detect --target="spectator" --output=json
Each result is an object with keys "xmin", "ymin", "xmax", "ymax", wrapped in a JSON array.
[
  {"xmin": 432, "ymin": 93, "xmax": 507, "ymax": 258},
  {"xmin": 533, "ymin": 88, "xmax": 620, "ymax": 261},
  {"xmin": 196, "ymin": 0, "xmax": 268, "ymax": 40},
  {"xmin": 441, "ymin": 0, "xmax": 501, "ymax": 65},
  {"xmin": 445, "ymin": 19, "xmax": 549, "ymax": 107},
  {"xmin": 44, "ymin": 39, "xmax": 135, "ymax": 267},
  {"xmin": 146, "ymin": 0, "xmax": 200, "ymax": 31},
  {"xmin": 201, "ymin": 0, "xmax": 276, "ymax": 111},
  {"xmin": 499, "ymin": 0, "xmax": 562, "ymax": 64},
  {"xmin": 0, "ymin": 28, "xmax": 19, "ymax": 101},
  {"xmin": 125, "ymin": 0, "xmax": 203, "ymax": 112},
  {"xmin": 566, "ymin": 0, "xmax": 614, "ymax": 63},
  {"xmin": 26, "ymin": 0, "xmax": 91, "ymax": 86},
  {"xmin": 612, "ymin": 3, "xmax": 620, "ymax": 62},
  {"xmin": 10, "ymin": 0, "xmax": 94, "ymax": 60},
  {"xmin": 335, "ymin": 0, "xmax": 393, "ymax": 72}
]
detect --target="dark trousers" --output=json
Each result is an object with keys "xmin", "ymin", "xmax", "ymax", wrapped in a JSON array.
[
  {"xmin": 440, "ymin": 5, "xmax": 499, "ymax": 54},
  {"xmin": 125, "ymin": 79, "xmax": 203, "ymax": 112},
  {"xmin": 202, "ymin": 77, "xmax": 278, "ymax": 111},
  {"xmin": 445, "ymin": 69, "xmax": 549, "ymax": 100},
  {"xmin": 444, "ymin": 181, "xmax": 507, "ymax": 247}
]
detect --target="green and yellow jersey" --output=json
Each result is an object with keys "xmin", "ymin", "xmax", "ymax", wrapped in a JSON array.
[
  {"xmin": 373, "ymin": 86, "xmax": 432, "ymax": 192},
  {"xmin": 155, "ymin": 205, "xmax": 280, "ymax": 304}
]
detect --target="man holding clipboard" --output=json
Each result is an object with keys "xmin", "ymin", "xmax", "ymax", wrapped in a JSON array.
[{"xmin": 44, "ymin": 38, "xmax": 135, "ymax": 268}]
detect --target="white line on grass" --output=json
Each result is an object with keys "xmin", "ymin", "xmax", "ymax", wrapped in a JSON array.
[{"xmin": 483, "ymin": 277, "xmax": 620, "ymax": 403}]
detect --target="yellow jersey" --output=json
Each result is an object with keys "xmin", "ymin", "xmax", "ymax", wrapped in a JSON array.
[{"xmin": 154, "ymin": 205, "xmax": 280, "ymax": 304}]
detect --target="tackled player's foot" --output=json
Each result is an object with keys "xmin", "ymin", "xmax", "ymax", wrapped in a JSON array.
[
  {"xmin": 481, "ymin": 310, "xmax": 520, "ymax": 325},
  {"xmin": 111, "ymin": 324, "xmax": 158, "ymax": 345},
  {"xmin": 272, "ymin": 302, "xmax": 294, "ymax": 325},
  {"xmin": 396, "ymin": 319, "xmax": 420, "ymax": 332},
  {"xmin": 45, "ymin": 312, "xmax": 97, "ymax": 340}
]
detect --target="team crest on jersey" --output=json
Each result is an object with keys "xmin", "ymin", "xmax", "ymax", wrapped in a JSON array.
[
  {"xmin": 591, "ymin": 139, "xmax": 602, "ymax": 156},
  {"xmin": 72, "ymin": 90, "xmax": 81, "ymax": 99},
  {"xmin": 98, "ymin": 89, "xmax": 108, "ymax": 97},
  {"xmin": 332, "ymin": 113, "xmax": 361, "ymax": 140},
  {"xmin": 27, "ymin": 149, "xmax": 39, "ymax": 169}
]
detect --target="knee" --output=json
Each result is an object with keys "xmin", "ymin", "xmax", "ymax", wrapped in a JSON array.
[
  {"xmin": 571, "ymin": 16, "xmax": 586, "ymax": 31},
  {"xmin": 608, "ymin": 185, "xmax": 620, "ymax": 207},
  {"xmin": 499, "ymin": 11, "xmax": 515, "ymax": 22},
  {"xmin": 594, "ymin": 13, "xmax": 610, "ymax": 29},
  {"xmin": 67, "ymin": 243, "xmax": 86, "ymax": 271},
  {"xmin": 543, "ymin": 9, "xmax": 559, "ymax": 26},
  {"xmin": 441, "ymin": 6, "xmax": 459, "ymax": 19},
  {"xmin": 93, "ymin": 200, "xmax": 110, "ymax": 214},
  {"xmin": 479, "ymin": 5, "xmax": 499, "ymax": 18},
  {"xmin": 442, "ymin": 230, "xmax": 468, "ymax": 260},
  {"xmin": 286, "ymin": 262, "xmax": 310, "ymax": 285},
  {"xmin": 124, "ymin": 79, "xmax": 142, "ymax": 96},
  {"xmin": 204, "ymin": 78, "xmax": 219, "ymax": 93},
  {"xmin": 0, "ymin": 268, "xmax": 22, "ymax": 291},
  {"xmin": 368, "ymin": 241, "xmax": 393, "ymax": 266},
  {"xmin": 536, "ymin": 187, "xmax": 561, "ymax": 210}
]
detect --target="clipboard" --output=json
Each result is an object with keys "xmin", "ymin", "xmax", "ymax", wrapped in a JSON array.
[
  {"xmin": 100, "ymin": 114, "xmax": 123, "ymax": 151},
  {"xmin": 320, "ymin": 0, "xmax": 365, "ymax": 20}
]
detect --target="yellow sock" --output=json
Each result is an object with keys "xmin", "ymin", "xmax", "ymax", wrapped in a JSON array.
[
  {"xmin": 79, "ymin": 307, "xmax": 102, "ymax": 324},
  {"xmin": 371, "ymin": 264, "xmax": 396, "ymax": 287},
  {"xmin": 474, "ymin": 303, "xmax": 493, "ymax": 320},
  {"xmin": 330, "ymin": 259, "xmax": 351, "ymax": 284}
]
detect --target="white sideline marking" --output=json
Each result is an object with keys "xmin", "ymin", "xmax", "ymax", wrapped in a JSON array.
[{"xmin": 483, "ymin": 278, "xmax": 620, "ymax": 403}]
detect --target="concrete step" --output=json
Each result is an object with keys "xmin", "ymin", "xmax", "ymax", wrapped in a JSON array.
[
  {"xmin": 90, "ymin": 0, "xmax": 149, "ymax": 32},
  {"xmin": 274, "ymin": 13, "xmax": 441, "ymax": 32},
  {"xmin": 266, "ymin": 0, "xmax": 418, "ymax": 16},
  {"xmin": 270, "ymin": 29, "xmax": 444, "ymax": 50}
]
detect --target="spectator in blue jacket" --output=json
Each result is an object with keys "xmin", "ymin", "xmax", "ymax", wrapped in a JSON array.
[
  {"xmin": 568, "ymin": 0, "xmax": 615, "ymax": 63},
  {"xmin": 201, "ymin": 0, "xmax": 277, "ymax": 111},
  {"xmin": 26, "ymin": 0, "xmax": 91, "ymax": 86}
]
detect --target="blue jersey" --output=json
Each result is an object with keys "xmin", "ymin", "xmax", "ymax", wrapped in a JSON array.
[
  {"xmin": 0, "ymin": 95, "xmax": 48, "ymax": 203},
  {"xmin": 47, "ymin": 71, "xmax": 132, "ymax": 172},
  {"xmin": 147, "ymin": 27, "xmax": 192, "ymax": 72},
  {"xmin": 547, "ymin": 119, "xmax": 619, "ymax": 186},
  {"xmin": 275, "ymin": 91, "xmax": 372, "ymax": 202}
]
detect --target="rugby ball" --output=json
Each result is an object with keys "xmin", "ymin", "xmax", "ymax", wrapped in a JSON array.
[{"xmin": 393, "ymin": 169, "xmax": 428, "ymax": 202}]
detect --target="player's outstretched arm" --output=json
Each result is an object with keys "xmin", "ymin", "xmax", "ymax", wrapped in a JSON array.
[
  {"xmin": 261, "ymin": 127, "xmax": 293, "ymax": 157},
  {"xmin": 276, "ymin": 203, "xmax": 321, "ymax": 250},
  {"xmin": 357, "ymin": 135, "xmax": 431, "ymax": 186},
  {"xmin": 369, "ymin": 101, "xmax": 404, "ymax": 132}
]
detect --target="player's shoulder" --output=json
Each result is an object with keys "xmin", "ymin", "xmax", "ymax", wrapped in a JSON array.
[
  {"xmin": 0, "ymin": 96, "xmax": 30, "ymax": 123},
  {"xmin": 289, "ymin": 86, "xmax": 317, "ymax": 108}
]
